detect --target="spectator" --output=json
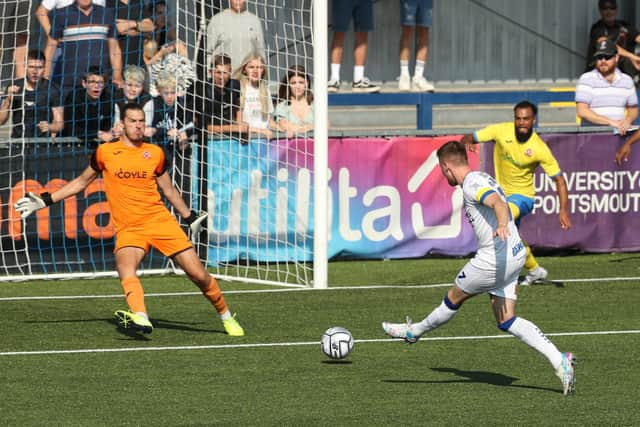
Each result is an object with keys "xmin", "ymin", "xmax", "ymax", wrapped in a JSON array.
[
  {"xmin": 206, "ymin": 0, "xmax": 265, "ymax": 77},
  {"xmin": 35, "ymin": 0, "xmax": 106, "ymax": 39},
  {"xmin": 46, "ymin": 0, "xmax": 123, "ymax": 100},
  {"xmin": 111, "ymin": 65, "xmax": 153, "ymax": 138},
  {"xmin": 203, "ymin": 54, "xmax": 246, "ymax": 136},
  {"xmin": 143, "ymin": 25, "xmax": 192, "ymax": 98},
  {"xmin": 0, "ymin": 49, "xmax": 64, "ymax": 138},
  {"xmin": 398, "ymin": 0, "xmax": 434, "ymax": 92},
  {"xmin": 3, "ymin": 0, "xmax": 32, "ymax": 79},
  {"xmin": 143, "ymin": 31, "xmax": 188, "ymax": 68},
  {"xmin": 35, "ymin": 0, "xmax": 107, "ymax": 82},
  {"xmin": 328, "ymin": 0, "xmax": 379, "ymax": 93},
  {"xmin": 576, "ymin": 39, "xmax": 638, "ymax": 135},
  {"xmin": 143, "ymin": 1, "xmax": 188, "ymax": 61},
  {"xmin": 149, "ymin": 70, "xmax": 194, "ymax": 153},
  {"xmin": 109, "ymin": 0, "xmax": 154, "ymax": 68},
  {"xmin": 142, "ymin": 3, "xmax": 191, "ymax": 97},
  {"xmin": 586, "ymin": 0, "xmax": 640, "ymax": 87},
  {"xmin": 233, "ymin": 52, "xmax": 274, "ymax": 140},
  {"xmin": 146, "ymin": 1, "xmax": 168, "ymax": 48},
  {"xmin": 63, "ymin": 66, "xmax": 113, "ymax": 147},
  {"xmin": 275, "ymin": 65, "xmax": 314, "ymax": 138}
]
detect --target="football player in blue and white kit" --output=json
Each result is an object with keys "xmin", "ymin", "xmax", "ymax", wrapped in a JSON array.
[{"xmin": 382, "ymin": 141, "xmax": 576, "ymax": 396}]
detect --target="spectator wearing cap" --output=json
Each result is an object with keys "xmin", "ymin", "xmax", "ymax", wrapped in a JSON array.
[
  {"xmin": 586, "ymin": 0, "xmax": 640, "ymax": 87},
  {"xmin": 576, "ymin": 39, "xmax": 638, "ymax": 135}
]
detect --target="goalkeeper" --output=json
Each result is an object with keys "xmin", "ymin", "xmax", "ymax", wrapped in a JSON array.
[{"xmin": 15, "ymin": 103, "xmax": 244, "ymax": 337}]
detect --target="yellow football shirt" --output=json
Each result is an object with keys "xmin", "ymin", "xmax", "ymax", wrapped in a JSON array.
[{"xmin": 474, "ymin": 122, "xmax": 561, "ymax": 198}]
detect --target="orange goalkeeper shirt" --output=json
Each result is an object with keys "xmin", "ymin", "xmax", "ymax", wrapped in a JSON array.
[{"xmin": 91, "ymin": 140, "xmax": 172, "ymax": 231}]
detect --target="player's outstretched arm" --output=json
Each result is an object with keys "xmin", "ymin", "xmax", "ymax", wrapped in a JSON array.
[
  {"xmin": 14, "ymin": 166, "xmax": 98, "ymax": 218},
  {"xmin": 554, "ymin": 174, "xmax": 571, "ymax": 230}
]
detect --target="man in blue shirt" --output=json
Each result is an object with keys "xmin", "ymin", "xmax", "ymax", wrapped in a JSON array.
[{"xmin": 45, "ymin": 0, "xmax": 123, "ymax": 100}]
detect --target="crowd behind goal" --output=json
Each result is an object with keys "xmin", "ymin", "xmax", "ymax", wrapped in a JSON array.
[{"xmin": 0, "ymin": 0, "xmax": 316, "ymax": 152}]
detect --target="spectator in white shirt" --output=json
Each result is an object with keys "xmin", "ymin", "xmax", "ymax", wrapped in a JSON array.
[
  {"xmin": 576, "ymin": 39, "xmax": 638, "ymax": 135},
  {"xmin": 233, "ymin": 52, "xmax": 274, "ymax": 141}
]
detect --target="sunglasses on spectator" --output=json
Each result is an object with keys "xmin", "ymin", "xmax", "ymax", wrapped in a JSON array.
[{"xmin": 595, "ymin": 54, "xmax": 614, "ymax": 61}]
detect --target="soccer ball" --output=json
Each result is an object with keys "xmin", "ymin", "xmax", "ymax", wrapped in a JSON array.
[{"xmin": 321, "ymin": 326, "xmax": 354, "ymax": 359}]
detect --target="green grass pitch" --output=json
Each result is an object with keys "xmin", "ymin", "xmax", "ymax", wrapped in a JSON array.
[{"xmin": 1, "ymin": 253, "xmax": 639, "ymax": 426}]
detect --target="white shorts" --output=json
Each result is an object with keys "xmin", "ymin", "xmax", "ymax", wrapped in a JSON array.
[{"xmin": 454, "ymin": 251, "xmax": 526, "ymax": 300}]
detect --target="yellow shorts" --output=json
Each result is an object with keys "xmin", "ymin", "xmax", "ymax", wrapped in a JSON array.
[{"xmin": 115, "ymin": 218, "xmax": 192, "ymax": 257}]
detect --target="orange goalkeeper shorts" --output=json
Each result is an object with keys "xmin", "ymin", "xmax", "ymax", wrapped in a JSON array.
[{"xmin": 114, "ymin": 217, "xmax": 193, "ymax": 257}]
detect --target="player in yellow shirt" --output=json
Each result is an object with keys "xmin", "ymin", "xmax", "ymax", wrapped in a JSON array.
[
  {"xmin": 461, "ymin": 101, "xmax": 571, "ymax": 285},
  {"xmin": 15, "ymin": 103, "xmax": 244, "ymax": 336}
]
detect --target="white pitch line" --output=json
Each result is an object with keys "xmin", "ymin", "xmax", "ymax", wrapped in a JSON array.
[
  {"xmin": 1, "ymin": 329, "xmax": 638, "ymax": 357},
  {"xmin": 1, "ymin": 275, "xmax": 639, "ymax": 301}
]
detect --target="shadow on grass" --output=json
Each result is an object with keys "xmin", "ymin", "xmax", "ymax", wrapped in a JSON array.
[
  {"xmin": 25, "ymin": 316, "xmax": 223, "ymax": 340},
  {"xmin": 384, "ymin": 367, "xmax": 560, "ymax": 394},
  {"xmin": 151, "ymin": 318, "xmax": 222, "ymax": 334},
  {"xmin": 321, "ymin": 360, "xmax": 353, "ymax": 365},
  {"xmin": 106, "ymin": 317, "xmax": 153, "ymax": 341},
  {"xmin": 108, "ymin": 317, "xmax": 224, "ymax": 340},
  {"xmin": 609, "ymin": 255, "xmax": 640, "ymax": 263}
]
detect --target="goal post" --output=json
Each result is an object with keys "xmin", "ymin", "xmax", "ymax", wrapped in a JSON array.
[
  {"xmin": 312, "ymin": 0, "xmax": 328, "ymax": 289},
  {"xmin": 176, "ymin": 0, "xmax": 328, "ymax": 288},
  {"xmin": 0, "ymin": 1, "xmax": 328, "ymax": 288}
]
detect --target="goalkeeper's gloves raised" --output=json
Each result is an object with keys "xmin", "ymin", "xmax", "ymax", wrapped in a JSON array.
[
  {"xmin": 185, "ymin": 210, "xmax": 208, "ymax": 235},
  {"xmin": 14, "ymin": 192, "xmax": 54, "ymax": 219}
]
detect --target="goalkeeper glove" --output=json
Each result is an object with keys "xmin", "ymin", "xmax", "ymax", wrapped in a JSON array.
[
  {"xmin": 14, "ymin": 192, "xmax": 54, "ymax": 219},
  {"xmin": 185, "ymin": 210, "xmax": 208, "ymax": 235}
]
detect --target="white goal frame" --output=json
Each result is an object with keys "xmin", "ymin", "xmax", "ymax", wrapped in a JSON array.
[{"xmin": 0, "ymin": 1, "xmax": 329, "ymax": 289}]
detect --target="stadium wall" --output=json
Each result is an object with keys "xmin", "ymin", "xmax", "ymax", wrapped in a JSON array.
[{"xmin": 5, "ymin": 131, "xmax": 638, "ymax": 273}]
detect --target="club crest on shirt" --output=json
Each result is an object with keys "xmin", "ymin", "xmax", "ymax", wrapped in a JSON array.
[
  {"xmin": 143, "ymin": 151, "xmax": 151, "ymax": 159},
  {"xmin": 524, "ymin": 148, "xmax": 533, "ymax": 157}
]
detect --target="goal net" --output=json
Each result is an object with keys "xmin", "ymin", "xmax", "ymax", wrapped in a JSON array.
[{"xmin": 0, "ymin": 0, "xmax": 327, "ymax": 287}]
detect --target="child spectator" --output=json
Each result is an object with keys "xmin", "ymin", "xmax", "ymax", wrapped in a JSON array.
[
  {"xmin": 233, "ymin": 52, "xmax": 274, "ymax": 140},
  {"xmin": 398, "ymin": 0, "xmax": 435, "ymax": 92},
  {"xmin": 63, "ymin": 66, "xmax": 113, "ymax": 147},
  {"xmin": 149, "ymin": 70, "xmax": 194, "ymax": 153},
  {"xmin": 275, "ymin": 65, "xmax": 314, "ymax": 138},
  {"xmin": 111, "ymin": 65, "xmax": 153, "ymax": 138}
]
